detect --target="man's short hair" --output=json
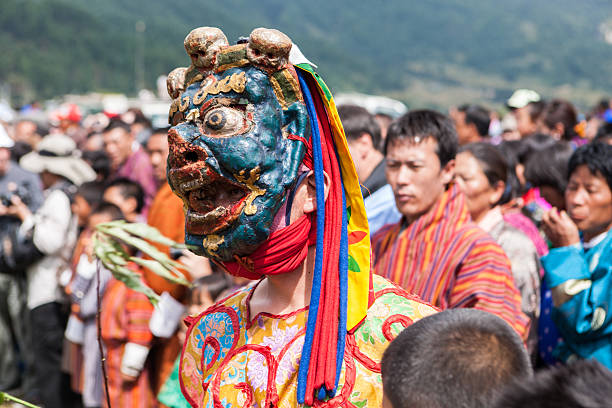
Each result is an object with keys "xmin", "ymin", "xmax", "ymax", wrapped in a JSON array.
[
  {"xmin": 381, "ymin": 309, "xmax": 531, "ymax": 408},
  {"xmin": 337, "ymin": 105, "xmax": 382, "ymax": 151},
  {"xmin": 384, "ymin": 109, "xmax": 458, "ymax": 167},
  {"xmin": 458, "ymin": 104, "xmax": 491, "ymax": 137},
  {"xmin": 105, "ymin": 177, "xmax": 145, "ymax": 214},
  {"xmin": 493, "ymin": 360, "xmax": 612, "ymax": 408},
  {"xmin": 103, "ymin": 118, "xmax": 131, "ymax": 134},
  {"xmin": 568, "ymin": 142, "xmax": 612, "ymax": 191}
]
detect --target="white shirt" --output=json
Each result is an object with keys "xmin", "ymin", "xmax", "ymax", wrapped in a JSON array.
[{"xmin": 24, "ymin": 188, "xmax": 77, "ymax": 309}]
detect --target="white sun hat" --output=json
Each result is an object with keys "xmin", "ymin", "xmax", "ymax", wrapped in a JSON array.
[{"xmin": 19, "ymin": 133, "xmax": 96, "ymax": 186}]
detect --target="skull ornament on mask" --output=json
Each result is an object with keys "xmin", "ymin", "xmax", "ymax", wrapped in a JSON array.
[{"xmin": 166, "ymin": 27, "xmax": 310, "ymax": 262}]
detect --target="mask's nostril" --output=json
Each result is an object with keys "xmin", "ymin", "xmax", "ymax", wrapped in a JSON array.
[{"xmin": 185, "ymin": 151, "xmax": 199, "ymax": 162}]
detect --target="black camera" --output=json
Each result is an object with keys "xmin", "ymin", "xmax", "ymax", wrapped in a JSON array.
[{"xmin": 0, "ymin": 185, "xmax": 31, "ymax": 207}]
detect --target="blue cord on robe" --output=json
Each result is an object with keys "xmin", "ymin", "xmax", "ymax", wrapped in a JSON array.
[
  {"xmin": 296, "ymin": 70, "xmax": 327, "ymax": 404},
  {"xmin": 332, "ymin": 166, "xmax": 348, "ymax": 397}
]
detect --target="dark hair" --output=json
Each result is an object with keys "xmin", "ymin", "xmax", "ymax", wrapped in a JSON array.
[
  {"xmin": 594, "ymin": 122, "xmax": 612, "ymax": 145},
  {"xmin": 493, "ymin": 360, "xmax": 612, "ymax": 408},
  {"xmin": 103, "ymin": 118, "xmax": 131, "ymax": 134},
  {"xmin": 526, "ymin": 100, "xmax": 546, "ymax": 123},
  {"xmin": 524, "ymin": 141, "xmax": 573, "ymax": 193},
  {"xmin": 568, "ymin": 142, "xmax": 612, "ymax": 191},
  {"xmin": 459, "ymin": 143, "xmax": 514, "ymax": 205},
  {"xmin": 105, "ymin": 177, "xmax": 145, "ymax": 214},
  {"xmin": 337, "ymin": 105, "xmax": 382, "ymax": 151},
  {"xmin": 458, "ymin": 104, "xmax": 491, "ymax": 137},
  {"xmin": 90, "ymin": 201, "xmax": 124, "ymax": 221},
  {"xmin": 10, "ymin": 141, "xmax": 33, "ymax": 162},
  {"xmin": 193, "ymin": 273, "xmax": 231, "ymax": 302},
  {"xmin": 519, "ymin": 133, "xmax": 557, "ymax": 163},
  {"xmin": 381, "ymin": 309, "xmax": 531, "ymax": 408},
  {"xmin": 76, "ymin": 181, "xmax": 105, "ymax": 207},
  {"xmin": 151, "ymin": 126, "xmax": 171, "ymax": 136},
  {"xmin": 82, "ymin": 150, "xmax": 111, "ymax": 180},
  {"xmin": 384, "ymin": 109, "xmax": 458, "ymax": 167},
  {"xmin": 541, "ymin": 99, "xmax": 578, "ymax": 141},
  {"xmin": 497, "ymin": 141, "xmax": 526, "ymax": 194}
]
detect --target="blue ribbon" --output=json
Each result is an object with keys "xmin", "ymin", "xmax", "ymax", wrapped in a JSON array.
[{"xmin": 296, "ymin": 70, "xmax": 327, "ymax": 404}]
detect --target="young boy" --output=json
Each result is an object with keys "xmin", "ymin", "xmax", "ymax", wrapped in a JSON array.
[
  {"xmin": 381, "ymin": 309, "xmax": 531, "ymax": 408},
  {"xmin": 65, "ymin": 202, "xmax": 124, "ymax": 408}
]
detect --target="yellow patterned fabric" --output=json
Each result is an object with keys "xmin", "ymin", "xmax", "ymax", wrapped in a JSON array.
[
  {"xmin": 179, "ymin": 275, "xmax": 437, "ymax": 408},
  {"xmin": 295, "ymin": 64, "xmax": 371, "ymax": 331}
]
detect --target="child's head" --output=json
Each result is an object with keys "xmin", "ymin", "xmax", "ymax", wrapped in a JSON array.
[
  {"xmin": 103, "ymin": 178, "xmax": 144, "ymax": 222},
  {"xmin": 87, "ymin": 201, "xmax": 124, "ymax": 230},
  {"xmin": 178, "ymin": 273, "xmax": 230, "ymax": 344},
  {"xmin": 189, "ymin": 273, "xmax": 231, "ymax": 314},
  {"xmin": 381, "ymin": 309, "xmax": 531, "ymax": 408},
  {"xmin": 72, "ymin": 181, "xmax": 105, "ymax": 227}
]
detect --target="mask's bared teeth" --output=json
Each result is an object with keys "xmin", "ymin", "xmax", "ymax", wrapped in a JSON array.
[{"xmin": 181, "ymin": 178, "xmax": 204, "ymax": 192}]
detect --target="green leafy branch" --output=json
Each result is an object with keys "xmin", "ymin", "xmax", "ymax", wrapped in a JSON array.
[
  {"xmin": 0, "ymin": 392, "xmax": 40, "ymax": 408},
  {"xmin": 93, "ymin": 221, "xmax": 194, "ymax": 306}
]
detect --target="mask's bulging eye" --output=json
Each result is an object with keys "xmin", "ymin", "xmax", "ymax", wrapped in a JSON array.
[
  {"xmin": 206, "ymin": 111, "xmax": 226, "ymax": 130},
  {"xmin": 202, "ymin": 107, "xmax": 247, "ymax": 137}
]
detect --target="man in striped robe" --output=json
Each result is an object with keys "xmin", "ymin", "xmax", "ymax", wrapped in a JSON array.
[{"xmin": 372, "ymin": 110, "xmax": 528, "ymax": 338}]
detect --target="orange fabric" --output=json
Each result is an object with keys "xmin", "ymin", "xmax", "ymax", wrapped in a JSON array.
[
  {"xmin": 145, "ymin": 183, "xmax": 189, "ymax": 397},
  {"xmin": 144, "ymin": 183, "xmax": 188, "ymax": 299},
  {"xmin": 101, "ymin": 275, "xmax": 156, "ymax": 408}
]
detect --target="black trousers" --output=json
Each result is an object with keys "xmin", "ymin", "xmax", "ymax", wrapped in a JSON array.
[{"xmin": 30, "ymin": 302, "xmax": 68, "ymax": 408}]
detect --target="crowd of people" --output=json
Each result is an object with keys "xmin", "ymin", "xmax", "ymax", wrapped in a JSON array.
[{"xmin": 0, "ymin": 85, "xmax": 611, "ymax": 408}]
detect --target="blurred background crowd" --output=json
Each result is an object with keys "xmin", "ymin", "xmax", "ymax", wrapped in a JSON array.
[{"xmin": 0, "ymin": 84, "xmax": 611, "ymax": 408}]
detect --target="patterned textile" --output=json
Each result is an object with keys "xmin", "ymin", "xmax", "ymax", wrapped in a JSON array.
[
  {"xmin": 101, "ymin": 277, "xmax": 157, "ymax": 408},
  {"xmin": 372, "ymin": 184, "xmax": 528, "ymax": 338},
  {"xmin": 179, "ymin": 275, "xmax": 437, "ymax": 408}
]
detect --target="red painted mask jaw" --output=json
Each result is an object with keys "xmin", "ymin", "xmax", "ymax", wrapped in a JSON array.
[{"xmin": 167, "ymin": 129, "xmax": 250, "ymax": 236}]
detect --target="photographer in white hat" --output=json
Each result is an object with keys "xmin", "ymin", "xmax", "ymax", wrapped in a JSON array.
[{"xmin": 2, "ymin": 133, "xmax": 95, "ymax": 407}]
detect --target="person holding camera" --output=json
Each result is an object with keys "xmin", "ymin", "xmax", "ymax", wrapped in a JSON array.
[
  {"xmin": 6, "ymin": 133, "xmax": 95, "ymax": 407},
  {"xmin": 0, "ymin": 129, "xmax": 43, "ymax": 395}
]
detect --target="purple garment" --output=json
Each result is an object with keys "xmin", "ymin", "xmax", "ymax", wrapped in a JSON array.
[{"xmin": 115, "ymin": 147, "xmax": 157, "ymax": 214}]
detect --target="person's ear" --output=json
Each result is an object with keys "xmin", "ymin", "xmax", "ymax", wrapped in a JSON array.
[
  {"xmin": 468, "ymin": 123, "xmax": 479, "ymax": 138},
  {"xmin": 554, "ymin": 123, "xmax": 565, "ymax": 139},
  {"xmin": 489, "ymin": 180, "xmax": 505, "ymax": 206},
  {"xmin": 303, "ymin": 170, "xmax": 331, "ymax": 214},
  {"xmin": 440, "ymin": 159, "xmax": 455, "ymax": 186},
  {"xmin": 125, "ymin": 197, "xmax": 138, "ymax": 216}
]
